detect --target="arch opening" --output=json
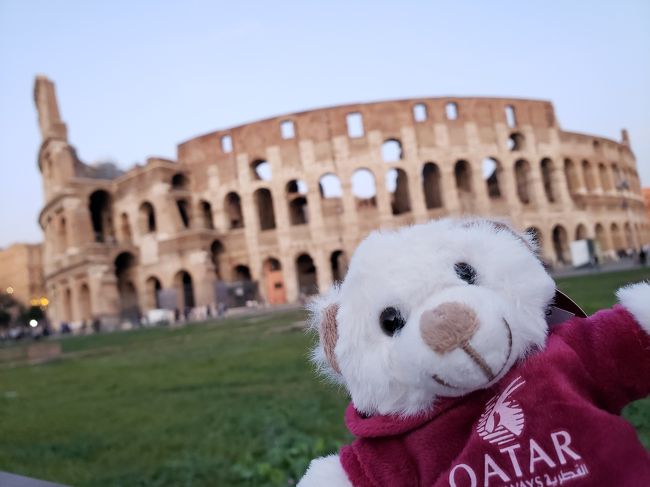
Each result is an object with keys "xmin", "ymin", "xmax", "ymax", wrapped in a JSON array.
[
  {"xmin": 251, "ymin": 159, "xmax": 272, "ymax": 181},
  {"xmin": 115, "ymin": 252, "xmax": 140, "ymax": 322},
  {"xmin": 79, "ymin": 283, "xmax": 91, "ymax": 322},
  {"xmin": 225, "ymin": 192, "xmax": 244, "ymax": 229},
  {"xmin": 351, "ymin": 168, "xmax": 377, "ymax": 210},
  {"xmin": 287, "ymin": 180, "xmax": 309, "ymax": 226},
  {"xmin": 540, "ymin": 158, "xmax": 555, "ymax": 203},
  {"xmin": 210, "ymin": 240, "xmax": 225, "ymax": 279},
  {"xmin": 176, "ymin": 199, "xmax": 191, "ymax": 229},
  {"xmin": 174, "ymin": 270, "xmax": 195, "ymax": 312},
  {"xmin": 507, "ymin": 132, "xmax": 525, "ymax": 151},
  {"xmin": 552, "ymin": 225, "xmax": 569, "ymax": 265},
  {"xmin": 139, "ymin": 202, "xmax": 156, "ymax": 233},
  {"xmin": 254, "ymin": 188, "xmax": 276, "ymax": 230},
  {"xmin": 263, "ymin": 257, "xmax": 286, "ymax": 305},
  {"xmin": 145, "ymin": 276, "xmax": 162, "ymax": 310},
  {"xmin": 89, "ymin": 190, "xmax": 115, "ymax": 243},
  {"xmin": 514, "ymin": 159, "xmax": 532, "ymax": 204},
  {"xmin": 200, "ymin": 200, "xmax": 214, "ymax": 230},
  {"xmin": 385, "ymin": 168, "xmax": 411, "ymax": 215},
  {"xmin": 330, "ymin": 250, "xmax": 348, "ymax": 283},
  {"xmin": 296, "ymin": 253, "xmax": 318, "ymax": 297},
  {"xmin": 171, "ymin": 173, "xmax": 189, "ymax": 190},
  {"xmin": 422, "ymin": 162, "xmax": 443, "ymax": 209},
  {"xmin": 482, "ymin": 157, "xmax": 502, "ymax": 199},
  {"xmin": 381, "ymin": 139, "xmax": 403, "ymax": 162}
]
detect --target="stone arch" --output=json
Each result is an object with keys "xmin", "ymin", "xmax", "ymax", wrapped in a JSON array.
[
  {"xmin": 139, "ymin": 201, "xmax": 156, "ymax": 233},
  {"xmin": 120, "ymin": 212, "xmax": 132, "ymax": 242},
  {"xmin": 225, "ymin": 192, "xmax": 244, "ymax": 229},
  {"xmin": 263, "ymin": 257, "xmax": 286, "ymax": 305},
  {"xmin": 286, "ymin": 180, "xmax": 309, "ymax": 225},
  {"xmin": 381, "ymin": 139, "xmax": 403, "ymax": 162},
  {"xmin": 319, "ymin": 173, "xmax": 343, "ymax": 199},
  {"xmin": 233, "ymin": 265, "xmax": 252, "ymax": 281},
  {"xmin": 200, "ymin": 200, "xmax": 214, "ymax": 229},
  {"xmin": 575, "ymin": 223, "xmax": 588, "ymax": 241},
  {"xmin": 564, "ymin": 159, "xmax": 579, "ymax": 196},
  {"xmin": 385, "ymin": 168, "xmax": 411, "ymax": 215},
  {"xmin": 595, "ymin": 223, "xmax": 608, "ymax": 252},
  {"xmin": 145, "ymin": 276, "xmax": 162, "ymax": 310},
  {"xmin": 63, "ymin": 286, "xmax": 73, "ymax": 323},
  {"xmin": 296, "ymin": 253, "xmax": 318, "ymax": 297},
  {"xmin": 176, "ymin": 198, "xmax": 191, "ymax": 229},
  {"xmin": 482, "ymin": 157, "xmax": 502, "ymax": 199},
  {"xmin": 330, "ymin": 250, "xmax": 348, "ymax": 283},
  {"xmin": 115, "ymin": 252, "xmax": 140, "ymax": 322},
  {"xmin": 174, "ymin": 270, "xmax": 195, "ymax": 311},
  {"xmin": 454, "ymin": 159, "xmax": 473, "ymax": 209},
  {"xmin": 171, "ymin": 172, "xmax": 189, "ymax": 190},
  {"xmin": 552, "ymin": 225, "xmax": 569, "ymax": 265},
  {"xmin": 251, "ymin": 159, "xmax": 272, "ymax": 181},
  {"xmin": 79, "ymin": 283, "xmax": 91, "ymax": 322},
  {"xmin": 254, "ymin": 188, "xmax": 276, "ymax": 230},
  {"xmin": 598, "ymin": 163, "xmax": 612, "ymax": 191},
  {"xmin": 582, "ymin": 160, "xmax": 596, "ymax": 192},
  {"xmin": 507, "ymin": 132, "xmax": 525, "ymax": 151},
  {"xmin": 611, "ymin": 223, "xmax": 624, "ymax": 252},
  {"xmin": 422, "ymin": 162, "xmax": 443, "ymax": 209},
  {"xmin": 319, "ymin": 173, "xmax": 343, "ymax": 220},
  {"xmin": 514, "ymin": 159, "xmax": 532, "ymax": 204},
  {"xmin": 351, "ymin": 168, "xmax": 377, "ymax": 210},
  {"xmin": 540, "ymin": 158, "xmax": 555, "ymax": 203},
  {"xmin": 624, "ymin": 222, "xmax": 634, "ymax": 249},
  {"xmin": 210, "ymin": 240, "xmax": 225, "ymax": 279},
  {"xmin": 89, "ymin": 190, "xmax": 115, "ymax": 243}
]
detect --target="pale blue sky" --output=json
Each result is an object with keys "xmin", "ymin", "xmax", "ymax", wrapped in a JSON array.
[{"xmin": 1, "ymin": 0, "xmax": 649, "ymax": 247}]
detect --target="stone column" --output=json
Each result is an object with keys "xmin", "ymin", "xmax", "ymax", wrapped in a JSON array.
[
  {"xmin": 282, "ymin": 254, "xmax": 299, "ymax": 303},
  {"xmin": 440, "ymin": 163, "xmax": 460, "ymax": 215}
]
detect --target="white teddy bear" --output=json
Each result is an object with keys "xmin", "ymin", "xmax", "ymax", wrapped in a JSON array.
[{"xmin": 299, "ymin": 218, "xmax": 650, "ymax": 487}]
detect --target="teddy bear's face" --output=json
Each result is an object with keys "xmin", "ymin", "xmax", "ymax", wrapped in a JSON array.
[{"xmin": 311, "ymin": 219, "xmax": 556, "ymax": 416}]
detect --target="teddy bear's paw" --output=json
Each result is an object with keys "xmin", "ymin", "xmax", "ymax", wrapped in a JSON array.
[
  {"xmin": 298, "ymin": 454, "xmax": 353, "ymax": 487},
  {"xmin": 617, "ymin": 281, "xmax": 650, "ymax": 333}
]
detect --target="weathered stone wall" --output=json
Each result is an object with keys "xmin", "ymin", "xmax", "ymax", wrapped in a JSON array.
[{"xmin": 35, "ymin": 77, "xmax": 649, "ymax": 330}]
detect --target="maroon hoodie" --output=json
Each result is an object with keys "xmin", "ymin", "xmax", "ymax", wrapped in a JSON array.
[{"xmin": 340, "ymin": 305, "xmax": 650, "ymax": 487}]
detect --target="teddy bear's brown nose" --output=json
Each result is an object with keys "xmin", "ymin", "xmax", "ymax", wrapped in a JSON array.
[{"xmin": 420, "ymin": 302, "xmax": 479, "ymax": 354}]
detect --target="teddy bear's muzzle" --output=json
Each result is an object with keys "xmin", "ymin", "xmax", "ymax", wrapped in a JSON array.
[{"xmin": 420, "ymin": 302, "xmax": 502, "ymax": 382}]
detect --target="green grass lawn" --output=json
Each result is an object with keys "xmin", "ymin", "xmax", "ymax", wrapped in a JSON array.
[{"xmin": 0, "ymin": 268, "xmax": 648, "ymax": 486}]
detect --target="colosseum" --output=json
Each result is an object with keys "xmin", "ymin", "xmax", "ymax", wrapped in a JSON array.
[{"xmin": 34, "ymin": 75, "xmax": 648, "ymax": 329}]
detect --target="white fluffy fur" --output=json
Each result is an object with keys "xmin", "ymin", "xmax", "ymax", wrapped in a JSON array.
[
  {"xmin": 298, "ymin": 455, "xmax": 352, "ymax": 487},
  {"xmin": 617, "ymin": 281, "xmax": 650, "ymax": 333},
  {"xmin": 309, "ymin": 218, "xmax": 556, "ymax": 417}
]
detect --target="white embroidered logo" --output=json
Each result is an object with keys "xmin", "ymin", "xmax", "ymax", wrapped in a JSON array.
[{"xmin": 477, "ymin": 376, "xmax": 525, "ymax": 446}]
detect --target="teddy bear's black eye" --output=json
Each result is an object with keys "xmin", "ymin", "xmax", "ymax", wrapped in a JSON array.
[
  {"xmin": 454, "ymin": 262, "xmax": 477, "ymax": 285},
  {"xmin": 379, "ymin": 307, "xmax": 406, "ymax": 336}
]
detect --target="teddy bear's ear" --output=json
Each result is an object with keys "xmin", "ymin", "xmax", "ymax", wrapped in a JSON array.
[{"xmin": 307, "ymin": 286, "xmax": 342, "ymax": 376}]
